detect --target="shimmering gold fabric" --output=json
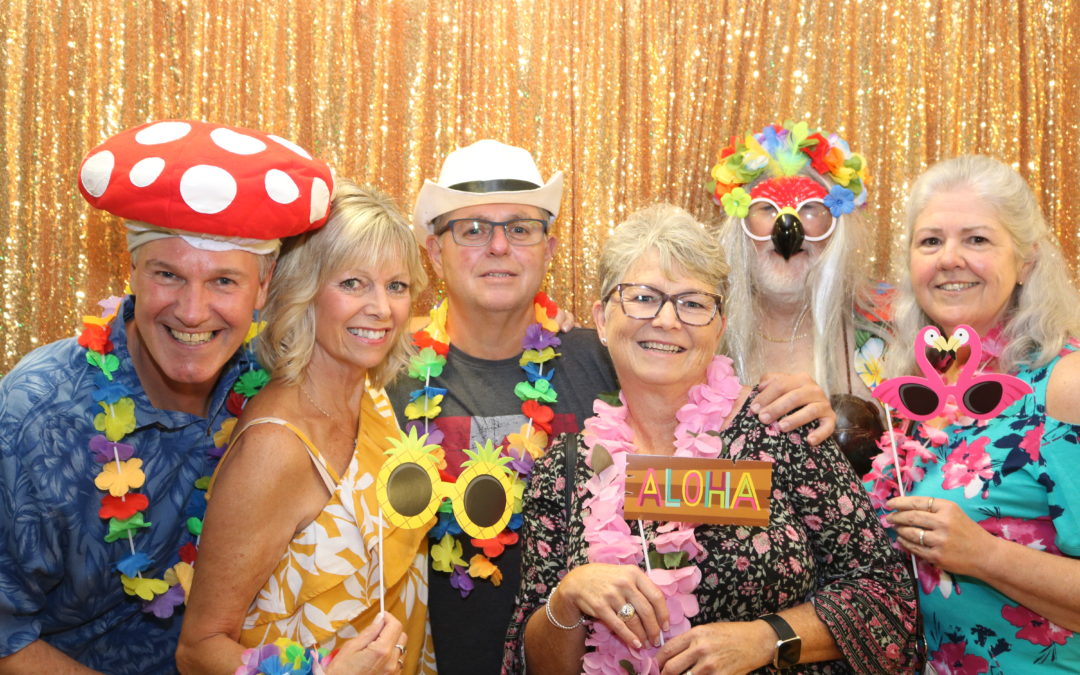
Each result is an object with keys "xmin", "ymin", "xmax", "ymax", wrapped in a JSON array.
[{"xmin": 2, "ymin": 0, "xmax": 1077, "ymax": 372}]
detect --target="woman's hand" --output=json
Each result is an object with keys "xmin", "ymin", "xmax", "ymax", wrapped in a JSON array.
[
  {"xmin": 885, "ymin": 495, "xmax": 996, "ymax": 576},
  {"xmin": 326, "ymin": 613, "xmax": 406, "ymax": 675},
  {"xmin": 555, "ymin": 563, "xmax": 670, "ymax": 650},
  {"xmin": 751, "ymin": 372, "xmax": 836, "ymax": 445},
  {"xmin": 655, "ymin": 621, "xmax": 774, "ymax": 675},
  {"xmin": 554, "ymin": 306, "xmax": 578, "ymax": 332}
]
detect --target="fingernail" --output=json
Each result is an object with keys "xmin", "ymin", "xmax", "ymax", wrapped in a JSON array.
[
  {"xmin": 749, "ymin": 403, "xmax": 759, "ymax": 413},
  {"xmin": 759, "ymin": 412, "xmax": 772, "ymax": 424},
  {"xmin": 653, "ymin": 638, "xmax": 661, "ymax": 647},
  {"xmin": 633, "ymin": 639, "xmax": 642, "ymax": 649},
  {"xmin": 663, "ymin": 622, "xmax": 670, "ymax": 632}
]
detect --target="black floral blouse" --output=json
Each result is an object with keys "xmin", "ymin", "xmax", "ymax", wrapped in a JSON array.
[{"xmin": 502, "ymin": 398, "xmax": 918, "ymax": 674}]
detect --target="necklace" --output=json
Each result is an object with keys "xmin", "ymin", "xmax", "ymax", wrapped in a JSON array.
[
  {"xmin": 405, "ymin": 292, "xmax": 562, "ymax": 596},
  {"xmin": 760, "ymin": 328, "xmax": 810, "ymax": 342},
  {"xmin": 301, "ymin": 381, "xmax": 334, "ymax": 418},
  {"xmin": 580, "ymin": 355, "xmax": 741, "ymax": 673},
  {"xmin": 83, "ymin": 295, "xmax": 267, "ymax": 618}
]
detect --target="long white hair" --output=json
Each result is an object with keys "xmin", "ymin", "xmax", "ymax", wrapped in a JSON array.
[{"xmin": 718, "ymin": 169, "xmax": 884, "ymax": 396}]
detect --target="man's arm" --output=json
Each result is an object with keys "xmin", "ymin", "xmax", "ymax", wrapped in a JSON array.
[{"xmin": 0, "ymin": 639, "xmax": 98, "ymax": 674}]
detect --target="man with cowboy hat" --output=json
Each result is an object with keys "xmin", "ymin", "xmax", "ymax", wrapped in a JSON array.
[
  {"xmin": 0, "ymin": 119, "xmax": 333, "ymax": 673},
  {"xmin": 388, "ymin": 139, "xmax": 618, "ymax": 675}
]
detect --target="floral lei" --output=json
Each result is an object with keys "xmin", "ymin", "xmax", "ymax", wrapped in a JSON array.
[
  {"xmin": 706, "ymin": 120, "xmax": 870, "ymax": 220},
  {"xmin": 405, "ymin": 291, "xmax": 561, "ymax": 596},
  {"xmin": 81, "ymin": 295, "xmax": 268, "ymax": 618},
  {"xmin": 579, "ymin": 355, "xmax": 742, "ymax": 674}
]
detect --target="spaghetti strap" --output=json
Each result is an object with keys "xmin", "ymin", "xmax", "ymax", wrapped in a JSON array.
[{"xmin": 219, "ymin": 417, "xmax": 340, "ymax": 494}]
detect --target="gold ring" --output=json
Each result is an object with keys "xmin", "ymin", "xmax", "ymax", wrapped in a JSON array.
[
  {"xmin": 617, "ymin": 602, "xmax": 636, "ymax": 621},
  {"xmin": 928, "ymin": 497, "xmax": 935, "ymax": 511},
  {"xmin": 919, "ymin": 528, "xmax": 926, "ymax": 547}
]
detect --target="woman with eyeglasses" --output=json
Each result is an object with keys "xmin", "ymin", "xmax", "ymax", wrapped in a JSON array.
[
  {"xmin": 178, "ymin": 180, "xmax": 433, "ymax": 674},
  {"xmin": 867, "ymin": 156, "xmax": 1080, "ymax": 672},
  {"xmin": 503, "ymin": 204, "xmax": 918, "ymax": 674}
]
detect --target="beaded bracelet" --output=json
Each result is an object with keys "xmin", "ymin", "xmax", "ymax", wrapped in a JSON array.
[{"xmin": 545, "ymin": 583, "xmax": 585, "ymax": 630}]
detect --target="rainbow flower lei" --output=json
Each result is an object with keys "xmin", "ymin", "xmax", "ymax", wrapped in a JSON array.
[
  {"xmin": 81, "ymin": 295, "xmax": 268, "ymax": 618},
  {"xmin": 234, "ymin": 637, "xmax": 334, "ymax": 675},
  {"xmin": 579, "ymin": 355, "xmax": 742, "ymax": 674},
  {"xmin": 706, "ymin": 120, "xmax": 870, "ymax": 219},
  {"xmin": 406, "ymin": 292, "xmax": 561, "ymax": 596}
]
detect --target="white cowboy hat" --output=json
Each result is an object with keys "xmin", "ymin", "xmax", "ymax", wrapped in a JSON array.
[{"xmin": 412, "ymin": 139, "xmax": 564, "ymax": 241}]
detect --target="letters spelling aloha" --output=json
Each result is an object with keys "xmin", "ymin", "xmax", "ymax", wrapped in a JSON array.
[{"xmin": 624, "ymin": 455, "xmax": 772, "ymax": 526}]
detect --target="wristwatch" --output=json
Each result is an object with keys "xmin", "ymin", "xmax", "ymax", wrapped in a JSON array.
[{"xmin": 760, "ymin": 613, "xmax": 801, "ymax": 669}]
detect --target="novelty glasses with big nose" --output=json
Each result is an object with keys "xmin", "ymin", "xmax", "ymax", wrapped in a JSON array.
[
  {"xmin": 376, "ymin": 436, "xmax": 514, "ymax": 540},
  {"xmin": 740, "ymin": 176, "xmax": 837, "ymax": 260}
]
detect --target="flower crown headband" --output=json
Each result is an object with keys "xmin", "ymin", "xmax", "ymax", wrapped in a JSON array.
[{"xmin": 706, "ymin": 121, "xmax": 870, "ymax": 219}]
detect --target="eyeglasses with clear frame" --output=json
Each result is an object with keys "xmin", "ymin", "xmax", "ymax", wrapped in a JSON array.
[
  {"xmin": 604, "ymin": 283, "xmax": 723, "ymax": 326},
  {"xmin": 437, "ymin": 218, "xmax": 549, "ymax": 246}
]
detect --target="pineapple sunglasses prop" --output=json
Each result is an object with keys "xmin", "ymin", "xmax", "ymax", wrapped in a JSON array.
[{"xmin": 376, "ymin": 428, "xmax": 515, "ymax": 541}]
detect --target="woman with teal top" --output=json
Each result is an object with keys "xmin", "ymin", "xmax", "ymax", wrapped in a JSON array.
[{"xmin": 867, "ymin": 155, "xmax": 1080, "ymax": 672}]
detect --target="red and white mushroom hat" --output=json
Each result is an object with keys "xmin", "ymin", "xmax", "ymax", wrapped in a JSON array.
[{"xmin": 78, "ymin": 120, "xmax": 334, "ymax": 254}]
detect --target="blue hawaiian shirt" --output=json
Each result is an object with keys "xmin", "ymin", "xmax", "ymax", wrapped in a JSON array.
[{"xmin": 0, "ymin": 297, "xmax": 249, "ymax": 674}]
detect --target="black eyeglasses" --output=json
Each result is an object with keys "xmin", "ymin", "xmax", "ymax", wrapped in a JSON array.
[
  {"xmin": 604, "ymin": 283, "xmax": 723, "ymax": 326},
  {"xmin": 436, "ymin": 218, "xmax": 549, "ymax": 246}
]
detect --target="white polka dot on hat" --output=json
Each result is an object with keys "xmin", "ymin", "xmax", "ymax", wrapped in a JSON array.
[{"xmin": 78, "ymin": 119, "xmax": 334, "ymax": 241}]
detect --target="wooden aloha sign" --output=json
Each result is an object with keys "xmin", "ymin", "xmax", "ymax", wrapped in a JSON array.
[{"xmin": 624, "ymin": 455, "xmax": 772, "ymax": 526}]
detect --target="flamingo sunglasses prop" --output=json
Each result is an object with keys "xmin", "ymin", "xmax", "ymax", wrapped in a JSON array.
[{"xmin": 873, "ymin": 325, "xmax": 1032, "ymax": 421}]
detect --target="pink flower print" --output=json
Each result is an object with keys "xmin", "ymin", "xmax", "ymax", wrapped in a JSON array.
[
  {"xmin": 930, "ymin": 640, "xmax": 989, "ymax": 675},
  {"xmin": 979, "ymin": 516, "xmax": 1061, "ymax": 554},
  {"xmin": 1002, "ymin": 604, "xmax": 1074, "ymax": 646},
  {"xmin": 735, "ymin": 556, "xmax": 750, "ymax": 571},
  {"xmin": 803, "ymin": 514, "xmax": 823, "ymax": 531},
  {"xmin": 941, "ymin": 436, "xmax": 993, "ymax": 499},
  {"xmin": 837, "ymin": 495, "xmax": 854, "ymax": 515},
  {"xmin": 536, "ymin": 540, "xmax": 552, "ymax": 558},
  {"xmin": 796, "ymin": 484, "xmax": 818, "ymax": 499},
  {"xmin": 752, "ymin": 531, "xmax": 771, "ymax": 554},
  {"xmin": 726, "ymin": 435, "xmax": 746, "ymax": 458},
  {"xmin": 916, "ymin": 556, "xmax": 954, "ymax": 597},
  {"xmin": 788, "ymin": 556, "xmax": 803, "ymax": 574},
  {"xmin": 1018, "ymin": 423, "xmax": 1044, "ymax": 463},
  {"xmin": 837, "ymin": 532, "xmax": 851, "ymax": 546}
]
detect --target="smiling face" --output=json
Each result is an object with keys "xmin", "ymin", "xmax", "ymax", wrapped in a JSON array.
[
  {"xmin": 309, "ymin": 259, "xmax": 413, "ymax": 381},
  {"xmin": 593, "ymin": 249, "xmax": 725, "ymax": 398},
  {"xmin": 909, "ymin": 186, "xmax": 1029, "ymax": 337},
  {"xmin": 426, "ymin": 202, "xmax": 556, "ymax": 318},
  {"xmin": 128, "ymin": 237, "xmax": 270, "ymax": 410}
]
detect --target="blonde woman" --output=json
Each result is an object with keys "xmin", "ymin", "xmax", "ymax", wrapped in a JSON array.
[{"xmin": 178, "ymin": 180, "xmax": 434, "ymax": 674}]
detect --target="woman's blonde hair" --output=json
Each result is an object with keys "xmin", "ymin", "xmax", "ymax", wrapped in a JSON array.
[
  {"xmin": 256, "ymin": 178, "xmax": 427, "ymax": 388},
  {"xmin": 888, "ymin": 155, "xmax": 1080, "ymax": 377}
]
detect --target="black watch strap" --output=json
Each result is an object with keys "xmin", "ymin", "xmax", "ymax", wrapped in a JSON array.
[{"xmin": 760, "ymin": 613, "xmax": 801, "ymax": 669}]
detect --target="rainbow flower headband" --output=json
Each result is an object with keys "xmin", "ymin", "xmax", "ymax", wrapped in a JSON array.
[{"xmin": 706, "ymin": 121, "xmax": 870, "ymax": 219}]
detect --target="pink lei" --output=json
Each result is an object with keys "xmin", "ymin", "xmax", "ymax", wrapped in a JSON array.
[{"xmin": 579, "ymin": 355, "xmax": 742, "ymax": 674}]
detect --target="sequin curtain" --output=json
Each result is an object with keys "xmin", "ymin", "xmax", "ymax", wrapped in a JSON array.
[{"xmin": 2, "ymin": 0, "xmax": 1077, "ymax": 373}]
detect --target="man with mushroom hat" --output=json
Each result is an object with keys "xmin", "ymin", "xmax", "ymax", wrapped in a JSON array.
[{"xmin": 0, "ymin": 119, "xmax": 333, "ymax": 674}]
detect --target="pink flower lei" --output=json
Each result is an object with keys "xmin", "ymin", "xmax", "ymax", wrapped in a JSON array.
[{"xmin": 579, "ymin": 355, "xmax": 742, "ymax": 673}]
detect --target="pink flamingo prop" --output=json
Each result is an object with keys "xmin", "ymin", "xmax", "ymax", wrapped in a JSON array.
[{"xmin": 873, "ymin": 325, "xmax": 1032, "ymax": 421}]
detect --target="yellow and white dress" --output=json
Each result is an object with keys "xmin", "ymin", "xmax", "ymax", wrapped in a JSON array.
[{"xmin": 214, "ymin": 389, "xmax": 435, "ymax": 674}]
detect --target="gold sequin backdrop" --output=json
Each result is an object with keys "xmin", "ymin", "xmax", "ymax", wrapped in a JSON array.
[{"xmin": 2, "ymin": 0, "xmax": 1078, "ymax": 372}]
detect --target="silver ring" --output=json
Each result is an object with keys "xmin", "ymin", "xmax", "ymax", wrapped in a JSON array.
[
  {"xmin": 928, "ymin": 497, "xmax": 936, "ymax": 511},
  {"xmin": 395, "ymin": 644, "xmax": 406, "ymax": 655},
  {"xmin": 617, "ymin": 602, "xmax": 636, "ymax": 621},
  {"xmin": 919, "ymin": 528, "xmax": 926, "ymax": 546}
]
